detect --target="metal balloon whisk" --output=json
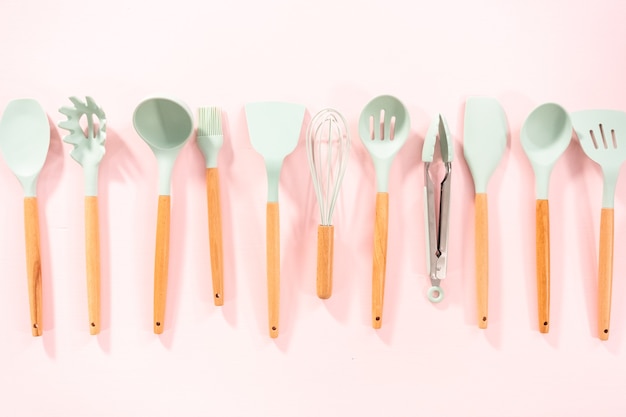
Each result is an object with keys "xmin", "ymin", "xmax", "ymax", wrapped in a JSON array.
[{"xmin": 306, "ymin": 108, "xmax": 350, "ymax": 299}]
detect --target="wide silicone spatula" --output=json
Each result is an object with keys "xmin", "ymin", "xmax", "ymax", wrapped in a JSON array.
[
  {"xmin": 0, "ymin": 99, "xmax": 50, "ymax": 336},
  {"xmin": 463, "ymin": 97, "xmax": 507, "ymax": 329},
  {"xmin": 572, "ymin": 110, "xmax": 626, "ymax": 340},
  {"xmin": 245, "ymin": 102, "xmax": 306, "ymax": 338}
]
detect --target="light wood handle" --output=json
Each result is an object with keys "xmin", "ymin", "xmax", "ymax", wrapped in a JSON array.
[
  {"xmin": 206, "ymin": 168, "xmax": 224, "ymax": 306},
  {"xmin": 85, "ymin": 196, "xmax": 101, "ymax": 335},
  {"xmin": 24, "ymin": 197, "xmax": 43, "ymax": 337},
  {"xmin": 267, "ymin": 202, "xmax": 280, "ymax": 338},
  {"xmin": 475, "ymin": 193, "xmax": 489, "ymax": 329},
  {"xmin": 372, "ymin": 192, "xmax": 389, "ymax": 329},
  {"xmin": 598, "ymin": 208, "xmax": 614, "ymax": 340},
  {"xmin": 316, "ymin": 225, "xmax": 334, "ymax": 299},
  {"xmin": 536, "ymin": 199, "xmax": 550, "ymax": 333},
  {"xmin": 154, "ymin": 195, "xmax": 170, "ymax": 334}
]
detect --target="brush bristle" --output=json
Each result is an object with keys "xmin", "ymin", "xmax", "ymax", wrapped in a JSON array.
[{"xmin": 198, "ymin": 107, "xmax": 223, "ymax": 136}]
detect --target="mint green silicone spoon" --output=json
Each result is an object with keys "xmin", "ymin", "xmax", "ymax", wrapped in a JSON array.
[
  {"xmin": 358, "ymin": 95, "xmax": 410, "ymax": 329},
  {"xmin": 521, "ymin": 103, "xmax": 571, "ymax": 334},
  {"xmin": 0, "ymin": 98, "xmax": 50, "ymax": 336},
  {"xmin": 133, "ymin": 96, "xmax": 193, "ymax": 334}
]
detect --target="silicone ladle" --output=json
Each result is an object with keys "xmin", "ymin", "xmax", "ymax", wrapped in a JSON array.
[{"xmin": 133, "ymin": 96, "xmax": 193, "ymax": 334}]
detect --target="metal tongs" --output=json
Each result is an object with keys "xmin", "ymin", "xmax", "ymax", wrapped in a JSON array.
[{"xmin": 422, "ymin": 114, "xmax": 453, "ymax": 303}]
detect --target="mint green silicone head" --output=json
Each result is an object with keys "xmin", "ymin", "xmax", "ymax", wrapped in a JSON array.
[
  {"xmin": 463, "ymin": 97, "xmax": 507, "ymax": 194},
  {"xmin": 59, "ymin": 96, "xmax": 107, "ymax": 197},
  {"xmin": 245, "ymin": 102, "xmax": 306, "ymax": 202},
  {"xmin": 572, "ymin": 109, "xmax": 626, "ymax": 208},
  {"xmin": 0, "ymin": 99, "xmax": 50, "ymax": 197},
  {"xmin": 133, "ymin": 96, "xmax": 193, "ymax": 195},
  {"xmin": 521, "ymin": 103, "xmax": 572, "ymax": 200},
  {"xmin": 358, "ymin": 95, "xmax": 410, "ymax": 192},
  {"xmin": 422, "ymin": 114, "xmax": 453, "ymax": 163}
]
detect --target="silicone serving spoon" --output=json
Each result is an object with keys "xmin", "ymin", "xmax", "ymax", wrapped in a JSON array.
[
  {"xmin": 0, "ymin": 98, "xmax": 50, "ymax": 336},
  {"xmin": 521, "ymin": 103, "xmax": 572, "ymax": 334},
  {"xmin": 463, "ymin": 97, "xmax": 507, "ymax": 329},
  {"xmin": 358, "ymin": 95, "xmax": 410, "ymax": 329},
  {"xmin": 245, "ymin": 102, "xmax": 306, "ymax": 338},
  {"xmin": 59, "ymin": 96, "xmax": 107, "ymax": 335},
  {"xmin": 572, "ymin": 109, "xmax": 626, "ymax": 340},
  {"xmin": 133, "ymin": 96, "xmax": 193, "ymax": 334}
]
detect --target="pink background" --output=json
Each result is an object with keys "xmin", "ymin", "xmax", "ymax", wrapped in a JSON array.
[{"xmin": 1, "ymin": 0, "xmax": 626, "ymax": 415}]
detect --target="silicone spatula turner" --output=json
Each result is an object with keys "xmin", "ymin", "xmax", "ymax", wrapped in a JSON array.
[
  {"xmin": 572, "ymin": 110, "xmax": 626, "ymax": 340},
  {"xmin": 0, "ymin": 98, "xmax": 50, "ymax": 336},
  {"xmin": 463, "ymin": 97, "xmax": 507, "ymax": 329},
  {"xmin": 245, "ymin": 102, "xmax": 306, "ymax": 338}
]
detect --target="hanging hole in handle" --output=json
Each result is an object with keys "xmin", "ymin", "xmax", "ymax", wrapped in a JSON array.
[
  {"xmin": 156, "ymin": 322, "xmax": 161, "ymax": 327},
  {"xmin": 427, "ymin": 286, "xmax": 444, "ymax": 303},
  {"xmin": 33, "ymin": 323, "xmax": 38, "ymax": 329},
  {"xmin": 215, "ymin": 293, "xmax": 220, "ymax": 299},
  {"xmin": 604, "ymin": 329, "xmax": 609, "ymax": 334},
  {"xmin": 543, "ymin": 321, "xmax": 548, "ymax": 326},
  {"xmin": 375, "ymin": 316, "xmax": 380, "ymax": 321},
  {"xmin": 482, "ymin": 317, "xmax": 487, "ymax": 322},
  {"xmin": 91, "ymin": 322, "xmax": 96, "ymax": 327},
  {"xmin": 271, "ymin": 326, "xmax": 277, "ymax": 331}
]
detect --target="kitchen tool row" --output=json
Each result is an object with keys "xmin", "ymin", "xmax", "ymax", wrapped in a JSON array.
[{"xmin": 0, "ymin": 95, "xmax": 623, "ymax": 341}]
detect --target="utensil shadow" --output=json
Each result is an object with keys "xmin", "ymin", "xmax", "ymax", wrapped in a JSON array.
[
  {"xmin": 567, "ymin": 136, "xmax": 601, "ymax": 340},
  {"xmin": 38, "ymin": 117, "xmax": 65, "ymax": 358},
  {"xmin": 271, "ymin": 111, "xmax": 312, "ymax": 352},
  {"xmin": 158, "ymin": 140, "xmax": 196, "ymax": 350},
  {"xmin": 96, "ymin": 127, "xmax": 142, "ymax": 351}
]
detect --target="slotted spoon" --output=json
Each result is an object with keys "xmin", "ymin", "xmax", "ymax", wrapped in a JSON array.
[
  {"xmin": 572, "ymin": 109, "xmax": 626, "ymax": 340},
  {"xmin": 358, "ymin": 95, "xmax": 410, "ymax": 329}
]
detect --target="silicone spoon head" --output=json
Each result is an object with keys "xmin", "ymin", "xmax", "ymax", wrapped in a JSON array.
[
  {"xmin": 0, "ymin": 98, "xmax": 50, "ymax": 196},
  {"xmin": 358, "ymin": 95, "xmax": 410, "ymax": 192},
  {"xmin": 521, "ymin": 103, "xmax": 572, "ymax": 199}
]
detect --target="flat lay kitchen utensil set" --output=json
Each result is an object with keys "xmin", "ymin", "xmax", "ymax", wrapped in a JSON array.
[{"xmin": 0, "ymin": 94, "xmax": 622, "ymax": 341}]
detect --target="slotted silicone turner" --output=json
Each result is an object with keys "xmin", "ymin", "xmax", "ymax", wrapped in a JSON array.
[{"xmin": 572, "ymin": 109, "xmax": 626, "ymax": 340}]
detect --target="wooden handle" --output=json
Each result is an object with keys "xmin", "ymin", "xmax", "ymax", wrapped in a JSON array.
[
  {"xmin": 85, "ymin": 196, "xmax": 101, "ymax": 335},
  {"xmin": 536, "ymin": 199, "xmax": 550, "ymax": 333},
  {"xmin": 267, "ymin": 202, "xmax": 280, "ymax": 338},
  {"xmin": 598, "ymin": 208, "xmax": 614, "ymax": 340},
  {"xmin": 372, "ymin": 192, "xmax": 389, "ymax": 329},
  {"xmin": 475, "ymin": 193, "xmax": 489, "ymax": 329},
  {"xmin": 24, "ymin": 197, "xmax": 43, "ymax": 337},
  {"xmin": 206, "ymin": 168, "xmax": 224, "ymax": 306},
  {"xmin": 154, "ymin": 195, "xmax": 170, "ymax": 334},
  {"xmin": 316, "ymin": 225, "xmax": 334, "ymax": 299}
]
